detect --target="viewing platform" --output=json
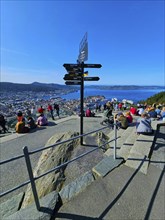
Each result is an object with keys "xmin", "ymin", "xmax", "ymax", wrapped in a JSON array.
[{"xmin": 0, "ymin": 113, "xmax": 164, "ymax": 220}]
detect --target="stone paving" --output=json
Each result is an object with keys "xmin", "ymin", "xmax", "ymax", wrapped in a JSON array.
[{"xmin": 0, "ymin": 115, "xmax": 165, "ymax": 220}]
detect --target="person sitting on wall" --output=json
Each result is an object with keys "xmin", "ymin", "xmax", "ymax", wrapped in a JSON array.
[
  {"xmin": 15, "ymin": 118, "xmax": 30, "ymax": 133},
  {"xmin": 37, "ymin": 114, "xmax": 48, "ymax": 126},
  {"xmin": 115, "ymin": 112, "xmax": 128, "ymax": 129},
  {"xmin": 130, "ymin": 106, "xmax": 137, "ymax": 115},
  {"xmin": 137, "ymin": 106, "xmax": 144, "ymax": 116},
  {"xmin": 17, "ymin": 110, "xmax": 24, "ymax": 122},
  {"xmin": 85, "ymin": 108, "xmax": 95, "ymax": 117},
  {"xmin": 136, "ymin": 112, "xmax": 153, "ymax": 135},
  {"xmin": 147, "ymin": 107, "xmax": 157, "ymax": 119},
  {"xmin": 125, "ymin": 111, "xmax": 133, "ymax": 124},
  {"xmin": 27, "ymin": 117, "xmax": 37, "ymax": 130},
  {"xmin": 159, "ymin": 106, "xmax": 165, "ymax": 121},
  {"xmin": 85, "ymin": 108, "xmax": 92, "ymax": 117}
]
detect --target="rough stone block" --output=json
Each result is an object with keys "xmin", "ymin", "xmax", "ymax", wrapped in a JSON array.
[
  {"xmin": 92, "ymin": 155, "xmax": 123, "ymax": 178},
  {"xmin": 0, "ymin": 192, "xmax": 24, "ymax": 218},
  {"xmin": 3, "ymin": 191, "xmax": 59, "ymax": 220},
  {"xmin": 59, "ymin": 171, "xmax": 94, "ymax": 204}
]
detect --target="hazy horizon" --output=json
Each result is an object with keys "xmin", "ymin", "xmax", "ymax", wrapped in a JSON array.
[{"xmin": 1, "ymin": 81, "xmax": 164, "ymax": 87}]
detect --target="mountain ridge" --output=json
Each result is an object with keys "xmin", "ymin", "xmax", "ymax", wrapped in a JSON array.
[
  {"xmin": 0, "ymin": 82, "xmax": 76, "ymax": 92},
  {"xmin": 0, "ymin": 82, "xmax": 164, "ymax": 92}
]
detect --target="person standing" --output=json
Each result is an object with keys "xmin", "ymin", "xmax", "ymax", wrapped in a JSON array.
[
  {"xmin": 54, "ymin": 103, "xmax": 60, "ymax": 118},
  {"xmin": 38, "ymin": 106, "xmax": 45, "ymax": 114},
  {"xmin": 31, "ymin": 106, "xmax": 37, "ymax": 120},
  {"xmin": 0, "ymin": 114, "xmax": 8, "ymax": 133},
  {"xmin": 47, "ymin": 104, "xmax": 54, "ymax": 120}
]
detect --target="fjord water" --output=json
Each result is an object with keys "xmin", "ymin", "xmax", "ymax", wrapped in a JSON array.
[{"xmin": 61, "ymin": 88, "xmax": 164, "ymax": 103}]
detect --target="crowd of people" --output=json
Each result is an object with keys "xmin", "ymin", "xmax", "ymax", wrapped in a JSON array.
[
  {"xmin": 0, "ymin": 103, "xmax": 60, "ymax": 134},
  {"xmin": 1, "ymin": 100, "xmax": 165, "ymax": 135},
  {"xmin": 99, "ymin": 101, "xmax": 165, "ymax": 134}
]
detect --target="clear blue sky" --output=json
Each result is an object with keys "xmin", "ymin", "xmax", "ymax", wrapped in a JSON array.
[{"xmin": 1, "ymin": 0, "xmax": 164, "ymax": 86}]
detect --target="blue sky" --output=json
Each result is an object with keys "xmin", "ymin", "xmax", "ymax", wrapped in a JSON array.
[{"xmin": 1, "ymin": 0, "xmax": 164, "ymax": 86}]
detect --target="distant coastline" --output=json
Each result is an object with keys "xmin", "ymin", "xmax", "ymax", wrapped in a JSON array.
[
  {"xmin": 62, "ymin": 88, "xmax": 164, "ymax": 103},
  {"xmin": 85, "ymin": 85, "xmax": 165, "ymax": 90},
  {"xmin": 0, "ymin": 82, "xmax": 164, "ymax": 92}
]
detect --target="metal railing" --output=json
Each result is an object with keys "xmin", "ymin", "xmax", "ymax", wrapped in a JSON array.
[{"xmin": 0, "ymin": 122, "xmax": 118, "ymax": 211}]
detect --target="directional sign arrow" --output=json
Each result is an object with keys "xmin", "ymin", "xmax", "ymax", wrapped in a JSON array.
[
  {"xmin": 63, "ymin": 63, "xmax": 102, "ymax": 69},
  {"xmin": 63, "ymin": 64, "xmax": 80, "ymax": 69},
  {"xmin": 64, "ymin": 76, "xmax": 81, "ymax": 80},
  {"xmin": 84, "ymin": 77, "xmax": 100, "ymax": 81},
  {"xmin": 64, "ymin": 73, "xmax": 82, "ymax": 77},
  {"xmin": 65, "ymin": 81, "xmax": 81, "ymax": 85},
  {"xmin": 83, "ymin": 64, "xmax": 102, "ymax": 68}
]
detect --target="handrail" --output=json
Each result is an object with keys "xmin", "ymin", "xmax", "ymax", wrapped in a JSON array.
[
  {"xmin": 28, "ymin": 125, "xmax": 109, "ymax": 155},
  {"xmin": 0, "ymin": 154, "xmax": 25, "ymax": 165},
  {"xmin": 0, "ymin": 125, "xmax": 109, "ymax": 165},
  {"xmin": 0, "ymin": 122, "xmax": 117, "ymax": 211}
]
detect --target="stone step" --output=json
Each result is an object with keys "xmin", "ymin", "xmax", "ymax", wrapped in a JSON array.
[
  {"xmin": 116, "ymin": 124, "xmax": 136, "ymax": 148},
  {"xmin": 117, "ymin": 126, "xmax": 138, "ymax": 160},
  {"xmin": 92, "ymin": 155, "xmax": 123, "ymax": 178},
  {"xmin": 118, "ymin": 119, "xmax": 162, "ymax": 174},
  {"xmin": 104, "ymin": 125, "xmax": 136, "ymax": 157},
  {"xmin": 125, "ymin": 130, "xmax": 156, "ymax": 174}
]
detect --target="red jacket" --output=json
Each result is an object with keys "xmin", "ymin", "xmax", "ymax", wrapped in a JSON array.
[
  {"xmin": 47, "ymin": 105, "xmax": 53, "ymax": 111},
  {"xmin": 38, "ymin": 107, "xmax": 44, "ymax": 114},
  {"xmin": 86, "ymin": 109, "xmax": 91, "ymax": 117},
  {"xmin": 130, "ymin": 107, "xmax": 137, "ymax": 115}
]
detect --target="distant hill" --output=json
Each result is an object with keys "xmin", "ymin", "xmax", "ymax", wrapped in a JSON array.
[
  {"xmin": 86, "ymin": 85, "xmax": 165, "ymax": 90},
  {"xmin": 0, "ymin": 82, "xmax": 77, "ymax": 92},
  {"xmin": 0, "ymin": 82, "xmax": 164, "ymax": 92},
  {"xmin": 139, "ymin": 91, "xmax": 165, "ymax": 104}
]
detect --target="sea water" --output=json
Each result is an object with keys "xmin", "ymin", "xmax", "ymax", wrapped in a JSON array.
[{"xmin": 61, "ymin": 88, "xmax": 164, "ymax": 103}]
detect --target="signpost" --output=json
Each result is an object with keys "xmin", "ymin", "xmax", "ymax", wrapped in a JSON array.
[
  {"xmin": 63, "ymin": 75, "xmax": 81, "ymax": 80},
  {"xmin": 63, "ymin": 63, "xmax": 102, "ymax": 69},
  {"xmin": 65, "ymin": 81, "xmax": 81, "ymax": 85},
  {"xmin": 78, "ymin": 32, "xmax": 88, "ymax": 63},
  {"xmin": 63, "ymin": 33, "xmax": 102, "ymax": 145},
  {"xmin": 84, "ymin": 77, "xmax": 100, "ymax": 81}
]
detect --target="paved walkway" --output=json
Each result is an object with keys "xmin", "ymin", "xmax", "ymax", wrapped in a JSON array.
[
  {"xmin": 0, "ymin": 115, "xmax": 164, "ymax": 219},
  {"xmin": 54, "ymin": 126, "xmax": 165, "ymax": 220},
  {"xmin": 0, "ymin": 115, "xmax": 105, "ymax": 203}
]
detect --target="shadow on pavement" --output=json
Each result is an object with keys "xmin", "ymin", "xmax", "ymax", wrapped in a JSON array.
[
  {"xmin": 98, "ymin": 156, "xmax": 147, "ymax": 219},
  {"xmin": 48, "ymin": 121, "xmax": 57, "ymax": 126},
  {"xmin": 53, "ymin": 213, "xmax": 99, "ymax": 220},
  {"xmin": 144, "ymin": 167, "xmax": 165, "ymax": 220},
  {"xmin": 53, "ymin": 156, "xmax": 147, "ymax": 220}
]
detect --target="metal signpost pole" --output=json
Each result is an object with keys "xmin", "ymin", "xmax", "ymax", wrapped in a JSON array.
[
  {"xmin": 114, "ymin": 119, "xmax": 117, "ymax": 160},
  {"xmin": 80, "ymin": 62, "xmax": 84, "ymax": 145}
]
